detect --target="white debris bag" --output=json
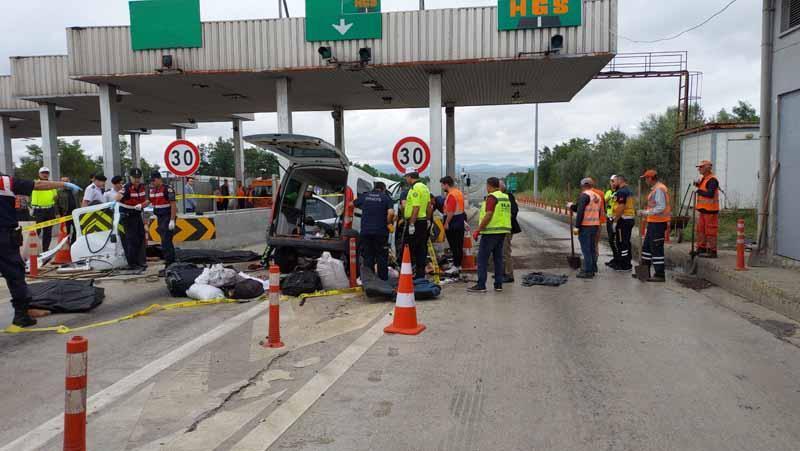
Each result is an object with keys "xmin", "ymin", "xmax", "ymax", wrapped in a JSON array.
[
  {"xmin": 186, "ymin": 284, "xmax": 225, "ymax": 300},
  {"xmin": 316, "ymin": 252, "xmax": 349, "ymax": 290},
  {"xmin": 195, "ymin": 264, "xmax": 238, "ymax": 288},
  {"xmin": 237, "ymin": 272, "xmax": 269, "ymax": 291}
]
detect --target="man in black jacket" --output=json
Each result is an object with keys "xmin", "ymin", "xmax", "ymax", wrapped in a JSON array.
[{"xmin": 501, "ymin": 180, "xmax": 521, "ymax": 283}]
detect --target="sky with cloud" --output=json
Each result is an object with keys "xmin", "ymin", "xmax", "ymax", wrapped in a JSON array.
[{"xmin": 0, "ymin": 0, "xmax": 761, "ymax": 171}]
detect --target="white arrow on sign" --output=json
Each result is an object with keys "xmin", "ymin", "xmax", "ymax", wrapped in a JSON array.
[{"xmin": 332, "ymin": 18, "xmax": 353, "ymax": 35}]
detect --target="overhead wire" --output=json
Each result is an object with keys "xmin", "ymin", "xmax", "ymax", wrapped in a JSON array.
[{"xmin": 614, "ymin": 0, "xmax": 741, "ymax": 44}]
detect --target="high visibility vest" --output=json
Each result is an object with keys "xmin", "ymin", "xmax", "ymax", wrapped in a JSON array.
[
  {"xmin": 121, "ymin": 183, "xmax": 147, "ymax": 208},
  {"xmin": 581, "ymin": 189, "xmax": 602, "ymax": 227},
  {"xmin": 446, "ymin": 188, "xmax": 465, "ymax": 215},
  {"xmin": 696, "ymin": 174, "xmax": 720, "ymax": 212},
  {"xmin": 590, "ymin": 188, "xmax": 606, "ymax": 224},
  {"xmin": 479, "ymin": 191, "xmax": 512, "ymax": 234},
  {"xmin": 404, "ymin": 181, "xmax": 431, "ymax": 220},
  {"xmin": 647, "ymin": 182, "xmax": 672, "ymax": 223},
  {"xmin": 604, "ymin": 189, "xmax": 616, "ymax": 217},
  {"xmin": 149, "ymin": 185, "xmax": 172, "ymax": 211},
  {"xmin": 31, "ymin": 183, "xmax": 57, "ymax": 208}
]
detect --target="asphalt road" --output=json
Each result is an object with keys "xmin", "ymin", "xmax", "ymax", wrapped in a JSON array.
[{"xmin": 269, "ymin": 210, "xmax": 800, "ymax": 451}]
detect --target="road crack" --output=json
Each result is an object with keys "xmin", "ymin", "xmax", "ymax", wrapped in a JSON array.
[{"xmin": 185, "ymin": 351, "xmax": 289, "ymax": 433}]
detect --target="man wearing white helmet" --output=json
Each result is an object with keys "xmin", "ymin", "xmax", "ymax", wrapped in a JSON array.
[{"xmin": 31, "ymin": 167, "xmax": 59, "ymax": 251}]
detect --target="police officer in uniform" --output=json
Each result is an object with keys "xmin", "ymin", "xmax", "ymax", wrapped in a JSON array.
[
  {"xmin": 0, "ymin": 174, "xmax": 80, "ymax": 327},
  {"xmin": 402, "ymin": 169, "xmax": 431, "ymax": 280},
  {"xmin": 353, "ymin": 181, "xmax": 395, "ymax": 281},
  {"xmin": 149, "ymin": 172, "xmax": 177, "ymax": 271},
  {"xmin": 117, "ymin": 168, "xmax": 149, "ymax": 270}
]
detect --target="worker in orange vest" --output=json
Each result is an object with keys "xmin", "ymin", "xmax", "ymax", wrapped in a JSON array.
[
  {"xmin": 568, "ymin": 178, "xmax": 602, "ymax": 279},
  {"xmin": 589, "ymin": 178, "xmax": 606, "ymax": 274},
  {"xmin": 638, "ymin": 170, "xmax": 672, "ymax": 282},
  {"xmin": 693, "ymin": 160, "xmax": 720, "ymax": 259}
]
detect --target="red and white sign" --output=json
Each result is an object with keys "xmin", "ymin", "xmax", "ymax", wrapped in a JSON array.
[
  {"xmin": 164, "ymin": 140, "xmax": 201, "ymax": 177},
  {"xmin": 392, "ymin": 136, "xmax": 431, "ymax": 174}
]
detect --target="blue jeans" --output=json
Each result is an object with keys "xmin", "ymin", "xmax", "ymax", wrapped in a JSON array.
[
  {"xmin": 578, "ymin": 226, "xmax": 598, "ymax": 274},
  {"xmin": 477, "ymin": 234, "xmax": 505, "ymax": 289}
]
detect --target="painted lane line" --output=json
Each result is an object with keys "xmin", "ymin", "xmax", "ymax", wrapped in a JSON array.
[
  {"xmin": 0, "ymin": 301, "xmax": 269, "ymax": 451},
  {"xmin": 231, "ymin": 313, "xmax": 393, "ymax": 451}
]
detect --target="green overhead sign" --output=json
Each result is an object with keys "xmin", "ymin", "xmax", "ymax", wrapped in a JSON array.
[
  {"xmin": 305, "ymin": 0, "xmax": 382, "ymax": 42},
  {"xmin": 498, "ymin": 0, "xmax": 582, "ymax": 31},
  {"xmin": 129, "ymin": 0, "xmax": 203, "ymax": 51}
]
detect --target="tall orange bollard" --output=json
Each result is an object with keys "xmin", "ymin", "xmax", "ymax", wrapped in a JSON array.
[
  {"xmin": 64, "ymin": 336, "xmax": 88, "ymax": 451},
  {"xmin": 736, "ymin": 219, "xmax": 747, "ymax": 271},
  {"xmin": 28, "ymin": 230, "xmax": 39, "ymax": 277},
  {"xmin": 384, "ymin": 246, "xmax": 426, "ymax": 336},
  {"xmin": 461, "ymin": 225, "xmax": 477, "ymax": 272},
  {"xmin": 53, "ymin": 223, "xmax": 73, "ymax": 265},
  {"xmin": 263, "ymin": 263, "xmax": 285, "ymax": 348}
]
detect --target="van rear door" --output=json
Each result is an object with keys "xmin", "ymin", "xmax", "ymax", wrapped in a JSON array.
[{"xmin": 244, "ymin": 134, "xmax": 348, "ymax": 169}]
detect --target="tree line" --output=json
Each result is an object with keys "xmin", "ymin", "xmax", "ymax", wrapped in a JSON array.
[{"xmin": 508, "ymin": 101, "xmax": 759, "ymax": 203}]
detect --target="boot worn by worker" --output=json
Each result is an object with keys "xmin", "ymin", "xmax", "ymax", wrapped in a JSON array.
[
  {"xmin": 647, "ymin": 274, "xmax": 666, "ymax": 283},
  {"xmin": 467, "ymin": 285, "xmax": 487, "ymax": 293},
  {"xmin": 12, "ymin": 310, "xmax": 37, "ymax": 328},
  {"xmin": 576, "ymin": 271, "xmax": 594, "ymax": 279}
]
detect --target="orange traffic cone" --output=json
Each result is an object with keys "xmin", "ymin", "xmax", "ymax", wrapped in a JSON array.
[
  {"xmin": 53, "ymin": 223, "xmax": 72, "ymax": 265},
  {"xmin": 461, "ymin": 226, "xmax": 477, "ymax": 272},
  {"xmin": 27, "ymin": 230, "xmax": 39, "ymax": 277},
  {"xmin": 384, "ymin": 246, "xmax": 426, "ymax": 336}
]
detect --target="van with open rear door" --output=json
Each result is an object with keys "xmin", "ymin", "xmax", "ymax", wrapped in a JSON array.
[{"xmin": 244, "ymin": 134, "xmax": 375, "ymax": 273}]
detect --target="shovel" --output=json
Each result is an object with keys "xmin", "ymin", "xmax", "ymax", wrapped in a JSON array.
[
  {"xmin": 688, "ymin": 191, "xmax": 699, "ymax": 275},
  {"xmin": 567, "ymin": 209, "xmax": 582, "ymax": 270},
  {"xmin": 634, "ymin": 179, "xmax": 650, "ymax": 281}
]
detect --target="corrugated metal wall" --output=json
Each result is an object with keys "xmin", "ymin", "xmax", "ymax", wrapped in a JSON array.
[
  {"xmin": 68, "ymin": 2, "xmax": 617, "ymax": 77},
  {"xmin": 0, "ymin": 76, "xmax": 37, "ymax": 110},
  {"xmin": 11, "ymin": 56, "xmax": 98, "ymax": 98}
]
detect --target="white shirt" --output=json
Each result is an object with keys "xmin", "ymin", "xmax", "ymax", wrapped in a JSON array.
[
  {"xmin": 104, "ymin": 187, "xmax": 120, "ymax": 203},
  {"xmin": 83, "ymin": 183, "xmax": 106, "ymax": 205}
]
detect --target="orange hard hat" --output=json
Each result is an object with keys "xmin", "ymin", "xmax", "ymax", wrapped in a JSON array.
[{"xmin": 640, "ymin": 169, "xmax": 658, "ymax": 179}]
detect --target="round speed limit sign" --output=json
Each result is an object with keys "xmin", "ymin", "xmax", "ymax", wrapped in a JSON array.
[
  {"xmin": 164, "ymin": 140, "xmax": 201, "ymax": 177},
  {"xmin": 392, "ymin": 137, "xmax": 431, "ymax": 174}
]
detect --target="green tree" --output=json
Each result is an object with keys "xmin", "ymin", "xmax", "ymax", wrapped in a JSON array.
[
  {"xmin": 16, "ymin": 139, "xmax": 102, "ymax": 187},
  {"xmin": 710, "ymin": 100, "xmax": 759, "ymax": 123},
  {"xmin": 354, "ymin": 163, "xmax": 403, "ymax": 182},
  {"xmin": 197, "ymin": 137, "xmax": 278, "ymax": 179}
]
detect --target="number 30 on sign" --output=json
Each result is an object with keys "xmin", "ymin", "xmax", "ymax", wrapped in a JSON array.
[
  {"xmin": 164, "ymin": 140, "xmax": 201, "ymax": 177},
  {"xmin": 392, "ymin": 137, "xmax": 431, "ymax": 174}
]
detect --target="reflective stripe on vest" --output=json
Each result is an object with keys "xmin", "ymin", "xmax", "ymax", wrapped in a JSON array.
[
  {"xmin": 696, "ymin": 174, "xmax": 720, "ymax": 212},
  {"xmin": 447, "ymin": 188, "xmax": 465, "ymax": 215},
  {"xmin": 647, "ymin": 182, "xmax": 672, "ymax": 223},
  {"xmin": 581, "ymin": 190, "xmax": 602, "ymax": 227},
  {"xmin": 0, "ymin": 176, "xmax": 13, "ymax": 198},
  {"xmin": 479, "ymin": 191, "xmax": 512, "ymax": 234},
  {"xmin": 121, "ymin": 183, "xmax": 147, "ymax": 207},
  {"xmin": 149, "ymin": 185, "xmax": 171, "ymax": 209}
]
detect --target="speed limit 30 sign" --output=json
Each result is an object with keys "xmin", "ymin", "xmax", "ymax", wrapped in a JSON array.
[
  {"xmin": 392, "ymin": 137, "xmax": 431, "ymax": 174},
  {"xmin": 164, "ymin": 140, "xmax": 201, "ymax": 177}
]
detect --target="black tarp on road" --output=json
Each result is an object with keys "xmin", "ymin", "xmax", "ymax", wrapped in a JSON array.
[{"xmin": 28, "ymin": 280, "xmax": 105, "ymax": 313}]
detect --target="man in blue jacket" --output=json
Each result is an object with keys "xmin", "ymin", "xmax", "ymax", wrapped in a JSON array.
[{"xmin": 354, "ymin": 182, "xmax": 395, "ymax": 281}]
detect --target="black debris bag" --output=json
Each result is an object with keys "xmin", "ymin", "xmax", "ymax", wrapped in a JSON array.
[
  {"xmin": 521, "ymin": 272, "xmax": 569, "ymax": 287},
  {"xmin": 280, "ymin": 270, "xmax": 322, "ymax": 297},
  {"xmin": 28, "ymin": 280, "xmax": 104, "ymax": 313},
  {"xmin": 165, "ymin": 263, "xmax": 205, "ymax": 297},
  {"xmin": 227, "ymin": 279, "xmax": 265, "ymax": 300},
  {"xmin": 360, "ymin": 265, "xmax": 395, "ymax": 300}
]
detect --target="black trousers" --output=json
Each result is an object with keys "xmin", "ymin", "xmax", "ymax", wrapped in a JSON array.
[
  {"xmin": 403, "ymin": 220, "xmax": 429, "ymax": 280},
  {"xmin": 33, "ymin": 207, "xmax": 56, "ymax": 252},
  {"xmin": 121, "ymin": 211, "xmax": 147, "ymax": 268},
  {"xmin": 616, "ymin": 218, "xmax": 635, "ymax": 267},
  {"xmin": 445, "ymin": 227, "xmax": 465, "ymax": 268},
  {"xmin": 0, "ymin": 229, "xmax": 30, "ymax": 314},
  {"xmin": 642, "ymin": 221, "xmax": 667, "ymax": 276},
  {"xmin": 156, "ymin": 213, "xmax": 175, "ymax": 266},
  {"xmin": 360, "ymin": 233, "xmax": 389, "ymax": 281},
  {"xmin": 606, "ymin": 219, "xmax": 620, "ymax": 263}
]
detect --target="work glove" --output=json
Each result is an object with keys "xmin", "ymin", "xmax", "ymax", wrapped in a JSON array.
[
  {"xmin": 387, "ymin": 224, "xmax": 395, "ymax": 234},
  {"xmin": 566, "ymin": 202, "xmax": 574, "ymax": 209},
  {"xmin": 64, "ymin": 182, "xmax": 82, "ymax": 193},
  {"xmin": 168, "ymin": 219, "xmax": 176, "ymax": 231},
  {"xmin": 135, "ymin": 204, "xmax": 143, "ymax": 212},
  {"xmin": 472, "ymin": 230, "xmax": 480, "ymax": 241},
  {"xmin": 572, "ymin": 227, "xmax": 579, "ymax": 236},
  {"xmin": 408, "ymin": 224, "xmax": 416, "ymax": 236}
]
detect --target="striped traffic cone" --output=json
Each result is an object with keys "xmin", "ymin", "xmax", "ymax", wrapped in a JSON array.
[
  {"xmin": 461, "ymin": 226, "xmax": 477, "ymax": 272},
  {"xmin": 384, "ymin": 246, "xmax": 426, "ymax": 336},
  {"xmin": 53, "ymin": 223, "xmax": 73, "ymax": 265}
]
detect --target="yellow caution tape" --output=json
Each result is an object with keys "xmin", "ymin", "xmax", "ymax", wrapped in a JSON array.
[
  {"xmin": 21, "ymin": 216, "xmax": 73, "ymax": 232},
  {"xmin": 297, "ymin": 287, "xmax": 364, "ymax": 305},
  {"xmin": 1, "ymin": 298, "xmax": 247, "ymax": 335},
  {"xmin": 176, "ymin": 194, "xmax": 272, "ymax": 200}
]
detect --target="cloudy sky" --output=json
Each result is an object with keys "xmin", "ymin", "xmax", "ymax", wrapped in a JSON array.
[{"xmin": 0, "ymin": 0, "xmax": 760, "ymax": 171}]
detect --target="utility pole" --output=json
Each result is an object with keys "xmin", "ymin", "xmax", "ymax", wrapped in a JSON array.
[
  {"xmin": 278, "ymin": 0, "xmax": 282, "ymax": 18},
  {"xmin": 534, "ymin": 104, "xmax": 540, "ymax": 198},
  {"xmin": 420, "ymin": 0, "xmax": 425, "ymax": 10}
]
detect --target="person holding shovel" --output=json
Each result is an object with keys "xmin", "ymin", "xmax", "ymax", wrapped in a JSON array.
[
  {"xmin": 568, "ymin": 178, "xmax": 603, "ymax": 279},
  {"xmin": 638, "ymin": 170, "xmax": 672, "ymax": 283}
]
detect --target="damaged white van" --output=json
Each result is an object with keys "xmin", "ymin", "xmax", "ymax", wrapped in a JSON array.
[{"xmin": 244, "ymin": 134, "xmax": 375, "ymax": 273}]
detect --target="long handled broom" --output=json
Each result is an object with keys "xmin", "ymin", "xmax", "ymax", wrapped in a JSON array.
[{"xmin": 634, "ymin": 179, "xmax": 650, "ymax": 281}]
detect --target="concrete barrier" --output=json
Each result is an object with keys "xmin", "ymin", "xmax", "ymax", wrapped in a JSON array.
[{"xmin": 178, "ymin": 208, "xmax": 270, "ymax": 251}]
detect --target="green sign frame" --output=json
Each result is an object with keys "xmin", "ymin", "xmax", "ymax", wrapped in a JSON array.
[
  {"xmin": 498, "ymin": 0, "xmax": 582, "ymax": 31},
  {"xmin": 129, "ymin": 0, "xmax": 203, "ymax": 51},
  {"xmin": 305, "ymin": 0, "xmax": 382, "ymax": 42}
]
